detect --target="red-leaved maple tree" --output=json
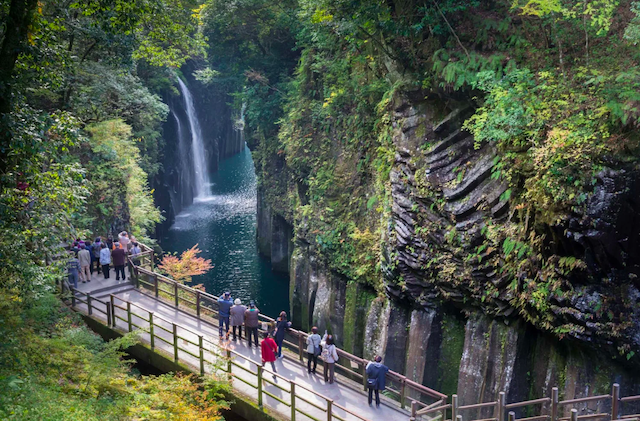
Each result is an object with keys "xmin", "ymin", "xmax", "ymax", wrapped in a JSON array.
[{"xmin": 158, "ymin": 244, "xmax": 213, "ymax": 284}]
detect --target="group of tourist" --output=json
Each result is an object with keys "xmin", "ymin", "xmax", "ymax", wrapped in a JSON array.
[
  {"xmin": 66, "ymin": 231, "xmax": 142, "ymax": 288},
  {"xmin": 216, "ymin": 290, "xmax": 389, "ymax": 408}
]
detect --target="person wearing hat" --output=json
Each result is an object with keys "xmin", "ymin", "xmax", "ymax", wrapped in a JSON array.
[
  {"xmin": 230, "ymin": 298, "xmax": 247, "ymax": 341},
  {"xmin": 244, "ymin": 301, "xmax": 260, "ymax": 348},
  {"xmin": 217, "ymin": 292, "xmax": 233, "ymax": 339}
]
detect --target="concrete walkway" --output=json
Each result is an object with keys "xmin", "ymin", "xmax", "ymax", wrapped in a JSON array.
[{"xmin": 72, "ymin": 268, "xmax": 412, "ymax": 421}]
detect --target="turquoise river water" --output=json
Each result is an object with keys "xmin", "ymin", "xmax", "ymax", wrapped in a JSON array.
[{"xmin": 160, "ymin": 145, "xmax": 290, "ymax": 319}]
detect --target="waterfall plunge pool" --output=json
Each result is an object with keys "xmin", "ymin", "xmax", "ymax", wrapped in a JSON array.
[{"xmin": 159, "ymin": 145, "xmax": 290, "ymax": 319}]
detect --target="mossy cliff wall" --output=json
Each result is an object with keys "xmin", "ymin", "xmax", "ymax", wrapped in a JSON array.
[{"xmin": 254, "ymin": 88, "xmax": 640, "ymax": 400}]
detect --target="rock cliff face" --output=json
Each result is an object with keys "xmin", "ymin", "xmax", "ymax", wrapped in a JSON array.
[{"xmin": 255, "ymin": 90, "xmax": 640, "ymax": 402}]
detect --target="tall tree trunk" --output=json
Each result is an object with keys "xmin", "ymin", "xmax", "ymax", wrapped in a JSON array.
[{"xmin": 0, "ymin": 0, "xmax": 39, "ymax": 174}]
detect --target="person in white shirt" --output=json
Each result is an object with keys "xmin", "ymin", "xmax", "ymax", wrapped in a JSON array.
[{"xmin": 306, "ymin": 326, "xmax": 322, "ymax": 374}]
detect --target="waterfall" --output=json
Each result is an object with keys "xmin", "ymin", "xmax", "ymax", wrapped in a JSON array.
[{"xmin": 176, "ymin": 77, "xmax": 210, "ymax": 199}]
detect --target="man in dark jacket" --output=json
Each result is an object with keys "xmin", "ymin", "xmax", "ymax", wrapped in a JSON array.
[
  {"xmin": 111, "ymin": 242, "xmax": 127, "ymax": 281},
  {"xmin": 366, "ymin": 355, "xmax": 389, "ymax": 408},
  {"xmin": 217, "ymin": 292, "xmax": 233, "ymax": 339},
  {"xmin": 244, "ymin": 301, "xmax": 260, "ymax": 348}
]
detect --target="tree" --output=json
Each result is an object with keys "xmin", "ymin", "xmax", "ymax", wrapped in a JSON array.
[{"xmin": 158, "ymin": 244, "xmax": 213, "ymax": 284}]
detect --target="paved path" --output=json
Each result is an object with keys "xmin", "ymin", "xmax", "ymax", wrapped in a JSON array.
[{"xmin": 71, "ymin": 268, "xmax": 412, "ymax": 421}]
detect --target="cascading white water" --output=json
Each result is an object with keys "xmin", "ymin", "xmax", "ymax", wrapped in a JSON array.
[{"xmin": 176, "ymin": 77, "xmax": 210, "ymax": 199}]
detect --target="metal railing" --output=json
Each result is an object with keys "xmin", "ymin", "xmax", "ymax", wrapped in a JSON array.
[
  {"xmin": 128, "ymin": 262, "xmax": 447, "ymax": 410},
  {"xmin": 72, "ymin": 287, "xmax": 371, "ymax": 421}
]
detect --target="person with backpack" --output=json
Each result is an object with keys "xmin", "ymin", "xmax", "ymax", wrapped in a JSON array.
[
  {"xmin": 230, "ymin": 298, "xmax": 247, "ymax": 341},
  {"xmin": 366, "ymin": 355, "xmax": 389, "ymax": 408},
  {"xmin": 67, "ymin": 251, "xmax": 80, "ymax": 289},
  {"xmin": 244, "ymin": 301, "xmax": 260, "ymax": 348},
  {"xmin": 306, "ymin": 326, "xmax": 321, "ymax": 374},
  {"xmin": 321, "ymin": 333, "xmax": 339, "ymax": 384},
  {"xmin": 273, "ymin": 311, "xmax": 291, "ymax": 359}
]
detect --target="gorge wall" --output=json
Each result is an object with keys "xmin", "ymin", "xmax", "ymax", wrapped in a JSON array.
[{"xmin": 255, "ymin": 90, "xmax": 640, "ymax": 403}]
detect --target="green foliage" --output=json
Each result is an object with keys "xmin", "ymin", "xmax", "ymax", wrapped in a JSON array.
[{"xmin": 0, "ymin": 290, "xmax": 230, "ymax": 420}]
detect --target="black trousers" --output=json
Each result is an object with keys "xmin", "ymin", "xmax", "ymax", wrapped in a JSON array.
[
  {"xmin": 307, "ymin": 352, "xmax": 318, "ymax": 373},
  {"xmin": 102, "ymin": 264, "xmax": 110, "ymax": 279},
  {"xmin": 368, "ymin": 387, "xmax": 380, "ymax": 406},
  {"xmin": 246, "ymin": 326, "xmax": 259, "ymax": 347},
  {"xmin": 232, "ymin": 325, "xmax": 243, "ymax": 340},
  {"xmin": 115, "ymin": 264, "xmax": 125, "ymax": 280}
]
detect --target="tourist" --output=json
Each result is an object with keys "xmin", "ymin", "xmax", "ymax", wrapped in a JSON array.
[
  {"xmin": 306, "ymin": 326, "xmax": 321, "ymax": 374},
  {"xmin": 130, "ymin": 241, "xmax": 141, "ymax": 265},
  {"xmin": 366, "ymin": 356, "xmax": 389, "ymax": 408},
  {"xmin": 67, "ymin": 251, "xmax": 79, "ymax": 289},
  {"xmin": 91, "ymin": 238, "xmax": 102, "ymax": 273},
  {"xmin": 244, "ymin": 301, "xmax": 260, "ymax": 348},
  {"xmin": 111, "ymin": 242, "xmax": 126, "ymax": 281},
  {"xmin": 230, "ymin": 298, "xmax": 247, "ymax": 341},
  {"xmin": 99, "ymin": 242, "xmax": 111, "ymax": 279},
  {"xmin": 106, "ymin": 236, "xmax": 114, "ymax": 250},
  {"xmin": 77, "ymin": 244, "xmax": 91, "ymax": 283},
  {"xmin": 274, "ymin": 311, "xmax": 291, "ymax": 359},
  {"xmin": 321, "ymin": 333, "xmax": 339, "ymax": 384},
  {"xmin": 261, "ymin": 331, "xmax": 278, "ymax": 376},
  {"xmin": 217, "ymin": 291, "xmax": 233, "ymax": 339},
  {"xmin": 119, "ymin": 231, "xmax": 130, "ymax": 252}
]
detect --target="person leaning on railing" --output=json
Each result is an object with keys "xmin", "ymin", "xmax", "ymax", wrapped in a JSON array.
[{"xmin": 217, "ymin": 292, "xmax": 233, "ymax": 339}]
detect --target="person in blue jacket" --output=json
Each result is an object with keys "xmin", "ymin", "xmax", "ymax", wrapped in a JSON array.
[
  {"xmin": 366, "ymin": 355, "xmax": 389, "ymax": 408},
  {"xmin": 217, "ymin": 291, "xmax": 233, "ymax": 339}
]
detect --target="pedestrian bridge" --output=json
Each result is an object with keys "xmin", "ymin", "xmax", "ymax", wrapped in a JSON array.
[
  {"xmin": 69, "ymin": 246, "xmax": 444, "ymax": 421},
  {"xmin": 68, "ymin": 245, "xmax": 640, "ymax": 421}
]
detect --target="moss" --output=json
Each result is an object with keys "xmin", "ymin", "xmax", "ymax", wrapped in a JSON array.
[
  {"xmin": 343, "ymin": 282, "xmax": 377, "ymax": 356},
  {"xmin": 438, "ymin": 313, "xmax": 465, "ymax": 396}
]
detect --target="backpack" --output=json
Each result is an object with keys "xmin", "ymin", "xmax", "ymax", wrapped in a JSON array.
[{"xmin": 321, "ymin": 346, "xmax": 330, "ymax": 360}]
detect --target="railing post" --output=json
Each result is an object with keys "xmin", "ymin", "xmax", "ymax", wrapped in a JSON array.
[
  {"xmin": 257, "ymin": 365, "xmax": 263, "ymax": 408},
  {"xmin": 551, "ymin": 387, "xmax": 559, "ymax": 421},
  {"xmin": 196, "ymin": 291, "xmax": 201, "ymax": 317},
  {"xmin": 149, "ymin": 312, "xmax": 155, "ymax": 351},
  {"xmin": 411, "ymin": 400, "xmax": 418, "ymax": 417},
  {"xmin": 226, "ymin": 348, "xmax": 232, "ymax": 374},
  {"xmin": 106, "ymin": 302, "xmax": 112, "ymax": 327},
  {"xmin": 498, "ymin": 391, "xmax": 506, "ymax": 421},
  {"xmin": 174, "ymin": 282, "xmax": 179, "ymax": 307},
  {"xmin": 71, "ymin": 290, "xmax": 76, "ymax": 308},
  {"xmin": 327, "ymin": 398, "xmax": 333, "ymax": 421},
  {"xmin": 362, "ymin": 363, "xmax": 368, "ymax": 391},
  {"xmin": 87, "ymin": 293, "xmax": 93, "ymax": 315},
  {"xmin": 509, "ymin": 411, "xmax": 516, "ymax": 421},
  {"xmin": 452, "ymin": 394, "xmax": 459, "ymax": 421},
  {"xmin": 571, "ymin": 409, "xmax": 578, "ymax": 421},
  {"xmin": 127, "ymin": 302, "xmax": 132, "ymax": 332},
  {"xmin": 154, "ymin": 274, "xmax": 159, "ymax": 297},
  {"xmin": 298, "ymin": 334, "xmax": 304, "ymax": 362},
  {"xmin": 611, "ymin": 383, "xmax": 620, "ymax": 421},
  {"xmin": 291, "ymin": 382, "xmax": 296, "ymax": 421},
  {"xmin": 442, "ymin": 396, "xmax": 448, "ymax": 421},
  {"xmin": 457, "ymin": 415, "xmax": 463, "ymax": 421},
  {"xmin": 400, "ymin": 376, "xmax": 406, "ymax": 409},
  {"xmin": 199, "ymin": 335, "xmax": 205, "ymax": 376},
  {"xmin": 110, "ymin": 295, "xmax": 116, "ymax": 327},
  {"xmin": 173, "ymin": 323, "xmax": 179, "ymax": 362}
]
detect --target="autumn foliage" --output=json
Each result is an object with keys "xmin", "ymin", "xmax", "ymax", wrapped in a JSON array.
[{"xmin": 158, "ymin": 244, "xmax": 213, "ymax": 284}]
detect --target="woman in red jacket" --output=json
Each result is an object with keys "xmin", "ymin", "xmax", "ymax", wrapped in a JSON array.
[{"xmin": 261, "ymin": 331, "xmax": 278, "ymax": 377}]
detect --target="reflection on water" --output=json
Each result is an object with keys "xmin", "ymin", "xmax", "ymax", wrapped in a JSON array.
[{"xmin": 161, "ymin": 146, "xmax": 289, "ymax": 319}]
